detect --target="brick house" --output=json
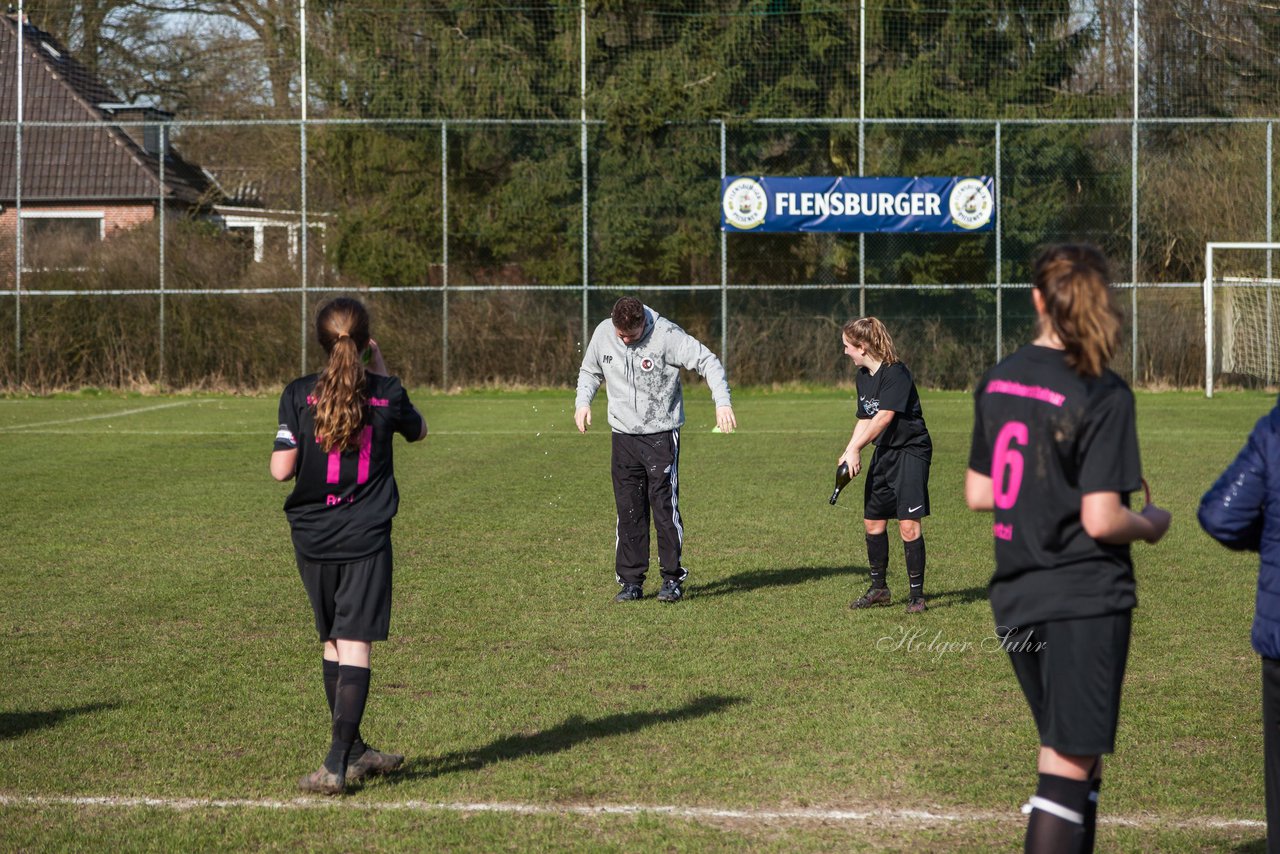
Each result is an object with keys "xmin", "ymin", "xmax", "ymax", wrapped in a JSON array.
[
  {"xmin": 0, "ymin": 14, "xmax": 221, "ymax": 266},
  {"xmin": 0, "ymin": 13, "xmax": 322, "ymax": 270}
]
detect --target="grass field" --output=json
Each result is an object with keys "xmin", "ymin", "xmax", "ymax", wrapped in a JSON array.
[{"xmin": 0, "ymin": 386, "xmax": 1273, "ymax": 852}]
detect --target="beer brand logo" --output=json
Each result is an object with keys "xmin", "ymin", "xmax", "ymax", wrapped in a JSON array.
[
  {"xmin": 722, "ymin": 178, "xmax": 768, "ymax": 230},
  {"xmin": 640, "ymin": 357, "xmax": 655, "ymax": 372},
  {"xmin": 948, "ymin": 178, "xmax": 994, "ymax": 230}
]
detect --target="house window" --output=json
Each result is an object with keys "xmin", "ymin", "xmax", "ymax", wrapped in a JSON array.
[{"xmin": 21, "ymin": 212, "xmax": 105, "ymax": 270}]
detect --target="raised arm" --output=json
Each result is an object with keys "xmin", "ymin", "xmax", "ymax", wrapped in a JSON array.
[{"xmin": 365, "ymin": 338, "xmax": 389, "ymax": 376}]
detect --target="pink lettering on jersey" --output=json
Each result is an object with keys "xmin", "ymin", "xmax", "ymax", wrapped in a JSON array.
[
  {"xmin": 993, "ymin": 522, "xmax": 1014, "ymax": 541},
  {"xmin": 306, "ymin": 395, "xmax": 317, "ymax": 405},
  {"xmin": 369, "ymin": 397, "xmax": 389, "ymax": 407},
  {"xmin": 986, "ymin": 379, "xmax": 1065, "ymax": 407},
  {"xmin": 357, "ymin": 426, "xmax": 372, "ymax": 483}
]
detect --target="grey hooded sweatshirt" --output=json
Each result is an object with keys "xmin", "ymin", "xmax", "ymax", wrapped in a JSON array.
[{"xmin": 575, "ymin": 305, "xmax": 732, "ymax": 435}]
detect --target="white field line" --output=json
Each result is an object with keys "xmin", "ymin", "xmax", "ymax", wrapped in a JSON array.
[
  {"xmin": 0, "ymin": 794, "xmax": 1264, "ymax": 831},
  {"xmin": 5, "ymin": 430, "xmax": 267, "ymax": 435},
  {"xmin": 0, "ymin": 428, "xmax": 938, "ymax": 436},
  {"xmin": 0, "ymin": 400, "xmax": 204, "ymax": 431}
]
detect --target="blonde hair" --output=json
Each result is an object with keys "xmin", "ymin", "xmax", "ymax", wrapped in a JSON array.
[
  {"xmin": 1032, "ymin": 244, "xmax": 1122, "ymax": 378},
  {"xmin": 842, "ymin": 316, "xmax": 899, "ymax": 365},
  {"xmin": 312, "ymin": 298, "xmax": 371, "ymax": 453}
]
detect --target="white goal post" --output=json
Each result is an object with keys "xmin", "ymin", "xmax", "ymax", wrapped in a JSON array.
[{"xmin": 1204, "ymin": 242, "xmax": 1280, "ymax": 397}]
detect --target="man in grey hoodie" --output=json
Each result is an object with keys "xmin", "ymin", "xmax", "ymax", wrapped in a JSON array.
[{"xmin": 575, "ymin": 297, "xmax": 736, "ymax": 603}]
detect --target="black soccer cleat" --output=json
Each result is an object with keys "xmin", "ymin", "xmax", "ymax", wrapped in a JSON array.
[
  {"xmin": 656, "ymin": 580, "xmax": 684, "ymax": 603},
  {"xmin": 905, "ymin": 596, "xmax": 928, "ymax": 614},
  {"xmin": 346, "ymin": 745, "xmax": 405, "ymax": 782},
  {"xmin": 851, "ymin": 585, "xmax": 891, "ymax": 609},
  {"xmin": 614, "ymin": 584, "xmax": 643, "ymax": 602},
  {"xmin": 297, "ymin": 765, "xmax": 345, "ymax": 795}
]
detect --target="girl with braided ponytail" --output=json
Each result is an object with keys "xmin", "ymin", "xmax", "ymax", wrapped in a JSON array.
[
  {"xmin": 966, "ymin": 245, "xmax": 1170, "ymax": 852},
  {"xmin": 271, "ymin": 297, "xmax": 428, "ymax": 795}
]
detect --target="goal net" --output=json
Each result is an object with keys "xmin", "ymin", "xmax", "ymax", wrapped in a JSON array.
[{"xmin": 1204, "ymin": 242, "xmax": 1280, "ymax": 396}]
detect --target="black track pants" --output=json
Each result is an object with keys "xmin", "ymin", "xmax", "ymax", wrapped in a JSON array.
[
  {"xmin": 611, "ymin": 430, "xmax": 686, "ymax": 586},
  {"xmin": 1264, "ymin": 656, "xmax": 1280, "ymax": 854}
]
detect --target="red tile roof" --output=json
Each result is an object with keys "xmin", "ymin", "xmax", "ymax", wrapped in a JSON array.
[{"xmin": 0, "ymin": 14, "xmax": 218, "ymax": 207}]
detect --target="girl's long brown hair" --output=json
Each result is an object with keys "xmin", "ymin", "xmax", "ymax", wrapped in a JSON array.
[
  {"xmin": 1032, "ymin": 244, "xmax": 1122, "ymax": 378},
  {"xmin": 842, "ymin": 316, "xmax": 899, "ymax": 365},
  {"xmin": 312, "ymin": 298, "xmax": 371, "ymax": 453}
]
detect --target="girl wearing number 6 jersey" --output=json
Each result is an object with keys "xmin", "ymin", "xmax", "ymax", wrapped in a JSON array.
[
  {"xmin": 271, "ymin": 297, "xmax": 428, "ymax": 795},
  {"xmin": 965, "ymin": 245, "xmax": 1171, "ymax": 853}
]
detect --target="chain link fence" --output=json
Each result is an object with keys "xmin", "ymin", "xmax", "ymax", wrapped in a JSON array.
[{"xmin": 1, "ymin": 1, "xmax": 1278, "ymax": 390}]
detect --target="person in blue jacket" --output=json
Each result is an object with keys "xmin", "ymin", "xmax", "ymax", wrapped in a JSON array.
[{"xmin": 1199, "ymin": 400, "xmax": 1280, "ymax": 852}]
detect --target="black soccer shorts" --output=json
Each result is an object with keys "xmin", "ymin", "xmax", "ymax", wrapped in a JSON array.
[
  {"xmin": 1004, "ymin": 610, "xmax": 1132, "ymax": 756},
  {"xmin": 295, "ymin": 544, "xmax": 393, "ymax": 642},
  {"xmin": 863, "ymin": 447, "xmax": 930, "ymax": 520}
]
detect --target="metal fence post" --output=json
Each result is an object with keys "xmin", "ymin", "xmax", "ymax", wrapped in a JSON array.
[
  {"xmin": 580, "ymin": 0, "xmax": 589, "ymax": 356},
  {"xmin": 720, "ymin": 119, "xmax": 727, "ymax": 366},
  {"xmin": 1131, "ymin": 0, "xmax": 1139, "ymax": 381},
  {"xmin": 158, "ymin": 122, "xmax": 166, "ymax": 387},
  {"xmin": 995, "ymin": 121, "xmax": 1002, "ymax": 364},
  {"xmin": 858, "ymin": 0, "xmax": 866, "ymax": 317},
  {"xmin": 441, "ymin": 121, "xmax": 449, "ymax": 389},
  {"xmin": 1268, "ymin": 121, "xmax": 1274, "ymax": 384},
  {"xmin": 298, "ymin": 0, "xmax": 309, "ymax": 376},
  {"xmin": 14, "ymin": 0, "xmax": 23, "ymax": 379}
]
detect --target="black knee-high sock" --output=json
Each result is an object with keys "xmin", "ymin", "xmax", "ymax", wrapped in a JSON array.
[
  {"xmin": 866, "ymin": 532, "xmax": 889, "ymax": 588},
  {"xmin": 323, "ymin": 658, "xmax": 365, "ymax": 757},
  {"xmin": 1081, "ymin": 777, "xmax": 1101, "ymax": 853},
  {"xmin": 1024, "ymin": 773, "xmax": 1092, "ymax": 854},
  {"xmin": 324, "ymin": 665, "xmax": 371, "ymax": 776},
  {"xmin": 323, "ymin": 658, "xmax": 339, "ymax": 712},
  {"xmin": 904, "ymin": 536, "xmax": 925, "ymax": 598}
]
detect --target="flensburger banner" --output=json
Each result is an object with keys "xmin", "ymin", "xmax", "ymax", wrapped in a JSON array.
[{"xmin": 720, "ymin": 176, "xmax": 995, "ymax": 233}]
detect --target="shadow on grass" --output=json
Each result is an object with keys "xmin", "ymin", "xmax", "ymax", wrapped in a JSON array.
[
  {"xmin": 691, "ymin": 566, "xmax": 988, "ymax": 611},
  {"xmin": 920, "ymin": 585, "xmax": 989, "ymax": 609},
  {"xmin": 1232, "ymin": 839, "xmax": 1266, "ymax": 853},
  {"xmin": 0, "ymin": 702, "xmax": 118, "ymax": 740},
  {"xmin": 692, "ymin": 565, "xmax": 857, "ymax": 598},
  {"xmin": 389, "ymin": 694, "xmax": 746, "ymax": 782}
]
